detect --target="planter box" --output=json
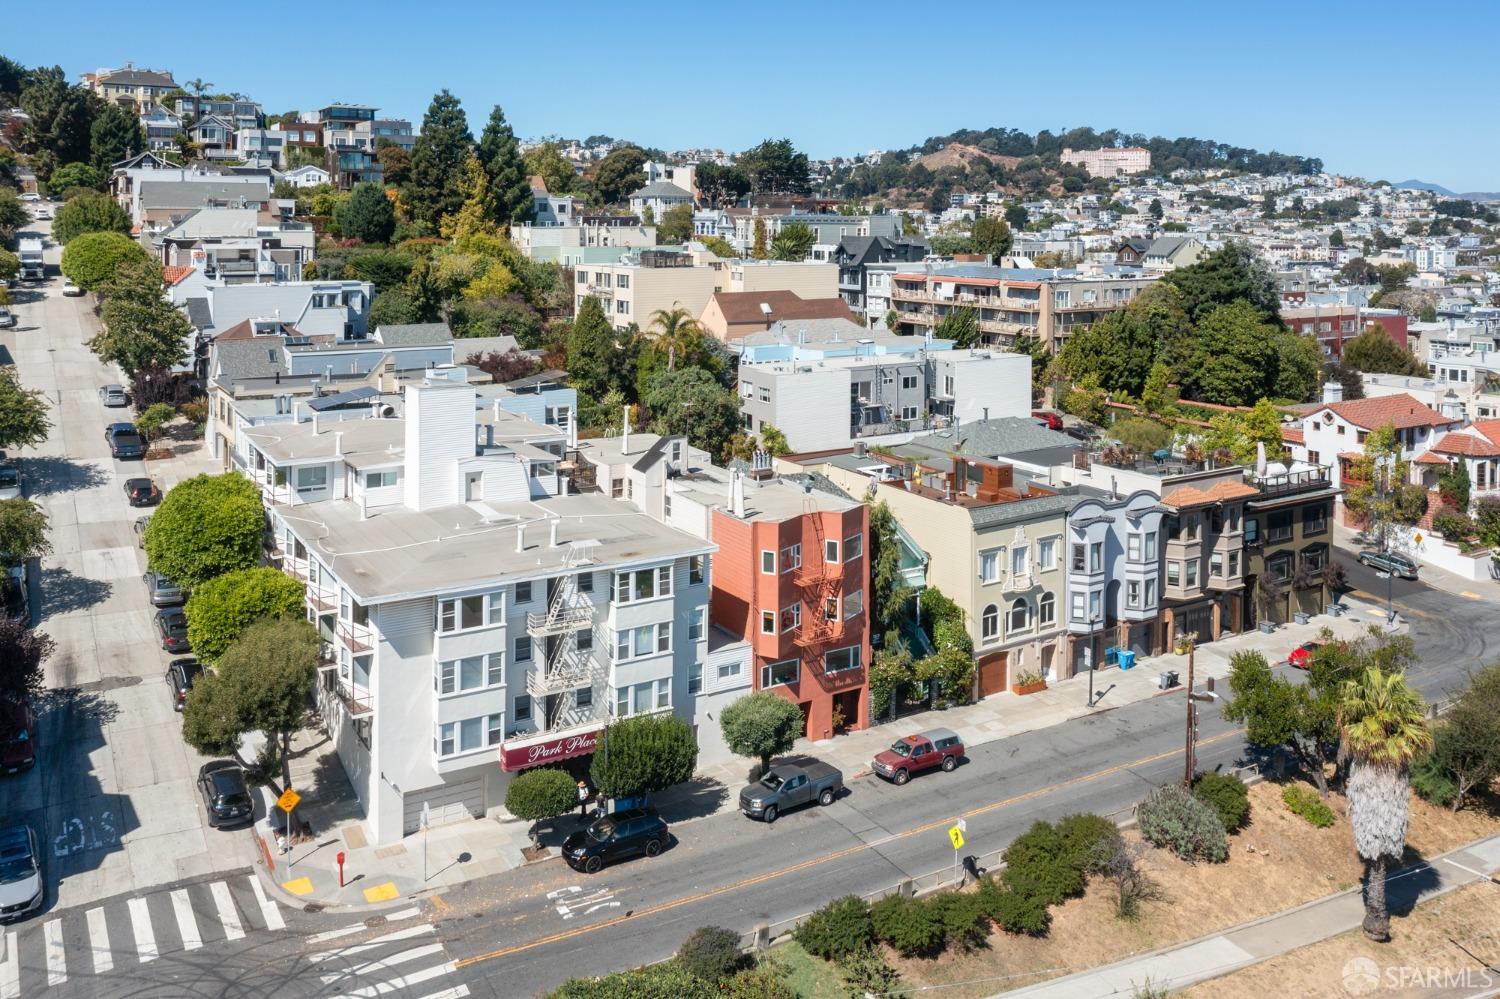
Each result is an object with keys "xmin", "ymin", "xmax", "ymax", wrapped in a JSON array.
[
  {"xmin": 1011, "ymin": 680, "xmax": 1047, "ymax": 696},
  {"xmin": 1258, "ymin": 621, "xmax": 1277, "ymax": 634},
  {"xmin": 1293, "ymin": 612, "xmax": 1310, "ymax": 625}
]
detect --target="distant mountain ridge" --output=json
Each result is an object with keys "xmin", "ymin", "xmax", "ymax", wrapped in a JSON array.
[{"xmin": 1394, "ymin": 179, "xmax": 1500, "ymax": 202}]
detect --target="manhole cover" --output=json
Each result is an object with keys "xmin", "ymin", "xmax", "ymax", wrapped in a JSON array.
[
  {"xmin": 363, "ymin": 915, "xmax": 386, "ymax": 929},
  {"xmin": 303, "ymin": 903, "xmax": 324, "ymax": 914}
]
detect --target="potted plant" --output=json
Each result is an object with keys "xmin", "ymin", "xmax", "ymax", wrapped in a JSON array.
[{"xmin": 1011, "ymin": 669, "xmax": 1047, "ymax": 696}]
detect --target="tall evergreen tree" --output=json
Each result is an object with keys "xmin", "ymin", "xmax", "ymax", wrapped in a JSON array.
[
  {"xmin": 566, "ymin": 297, "xmax": 617, "ymax": 399},
  {"xmin": 476, "ymin": 105, "xmax": 533, "ymax": 228},
  {"xmin": 90, "ymin": 102, "xmax": 145, "ymax": 170},
  {"xmin": 20, "ymin": 71, "xmax": 97, "ymax": 179},
  {"xmin": 404, "ymin": 90, "xmax": 474, "ymax": 231}
]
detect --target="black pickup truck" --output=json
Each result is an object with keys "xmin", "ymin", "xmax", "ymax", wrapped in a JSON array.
[{"xmin": 738, "ymin": 759, "xmax": 843, "ymax": 823}]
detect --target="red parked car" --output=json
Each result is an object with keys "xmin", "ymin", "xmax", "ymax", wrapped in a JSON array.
[
  {"xmin": 0, "ymin": 698, "xmax": 37, "ymax": 775},
  {"xmin": 1032, "ymin": 410, "xmax": 1063, "ymax": 431},
  {"xmin": 872, "ymin": 728, "xmax": 964, "ymax": 785}
]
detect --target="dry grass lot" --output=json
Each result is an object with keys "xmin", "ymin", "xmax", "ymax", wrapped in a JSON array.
[{"xmin": 882, "ymin": 780, "xmax": 1500, "ymax": 999}]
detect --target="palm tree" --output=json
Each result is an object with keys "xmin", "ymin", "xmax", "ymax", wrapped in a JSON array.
[
  {"xmin": 1338, "ymin": 667, "xmax": 1432, "ymax": 942},
  {"xmin": 183, "ymin": 78, "xmax": 213, "ymax": 124},
  {"xmin": 646, "ymin": 303, "xmax": 702, "ymax": 372}
]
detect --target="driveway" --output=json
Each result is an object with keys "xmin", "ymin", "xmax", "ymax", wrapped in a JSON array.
[{"xmin": 0, "ymin": 220, "xmax": 259, "ymax": 914}]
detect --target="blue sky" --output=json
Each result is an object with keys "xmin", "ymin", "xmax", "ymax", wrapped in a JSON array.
[{"xmin": 11, "ymin": 1, "xmax": 1499, "ymax": 191}]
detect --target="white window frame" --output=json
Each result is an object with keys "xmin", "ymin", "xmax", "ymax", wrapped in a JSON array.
[
  {"xmin": 761, "ymin": 550, "xmax": 776, "ymax": 574},
  {"xmin": 843, "ymin": 534, "xmax": 862, "ymax": 561},
  {"xmin": 1038, "ymin": 537, "xmax": 1057, "ymax": 570},
  {"xmin": 780, "ymin": 544, "xmax": 801, "ymax": 572},
  {"xmin": 760, "ymin": 659, "xmax": 799, "ymax": 688},
  {"xmin": 435, "ymin": 713, "xmax": 504, "ymax": 759},
  {"xmin": 824, "ymin": 645, "xmax": 861, "ymax": 673},
  {"xmin": 979, "ymin": 549, "xmax": 1000, "ymax": 583},
  {"xmin": 981, "ymin": 604, "xmax": 999, "ymax": 643}
]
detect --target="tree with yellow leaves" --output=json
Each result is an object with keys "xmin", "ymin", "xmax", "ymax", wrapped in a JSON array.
[{"xmin": 440, "ymin": 153, "xmax": 501, "ymax": 241}]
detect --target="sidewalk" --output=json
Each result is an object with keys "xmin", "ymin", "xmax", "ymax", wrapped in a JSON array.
[
  {"xmin": 992, "ymin": 832, "xmax": 1500, "ymax": 997},
  {"xmin": 254, "ymin": 597, "xmax": 1391, "ymax": 911}
]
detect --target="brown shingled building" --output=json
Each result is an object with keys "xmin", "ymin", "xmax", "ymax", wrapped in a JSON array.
[{"xmin": 698, "ymin": 290, "xmax": 858, "ymax": 342}]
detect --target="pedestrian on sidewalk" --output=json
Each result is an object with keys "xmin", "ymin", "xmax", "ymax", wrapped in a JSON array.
[{"xmin": 577, "ymin": 779, "xmax": 591, "ymax": 818}]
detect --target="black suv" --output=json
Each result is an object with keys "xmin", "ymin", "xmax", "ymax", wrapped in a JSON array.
[
  {"xmin": 196, "ymin": 761, "xmax": 253, "ymax": 828},
  {"xmin": 109, "ymin": 428, "xmax": 147, "ymax": 460},
  {"xmin": 562, "ymin": 807, "xmax": 668, "ymax": 874},
  {"xmin": 165, "ymin": 658, "xmax": 202, "ymax": 711}
]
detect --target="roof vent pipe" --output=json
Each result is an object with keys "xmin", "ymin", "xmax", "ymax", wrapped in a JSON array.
[
  {"xmin": 515, "ymin": 524, "xmax": 526, "ymax": 552},
  {"xmin": 549, "ymin": 519, "xmax": 559, "ymax": 547}
]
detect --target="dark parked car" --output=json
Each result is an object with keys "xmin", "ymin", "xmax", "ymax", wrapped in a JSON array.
[
  {"xmin": 0, "ymin": 699, "xmax": 37, "ymax": 775},
  {"xmin": 739, "ymin": 760, "xmax": 843, "ymax": 823},
  {"xmin": 872, "ymin": 727, "xmax": 965, "ymax": 785},
  {"xmin": 1358, "ymin": 549, "xmax": 1419, "ymax": 580},
  {"xmin": 562, "ymin": 807, "xmax": 668, "ymax": 874},
  {"xmin": 110, "ymin": 429, "xmax": 147, "ymax": 460},
  {"xmin": 165, "ymin": 658, "xmax": 202, "ymax": 711},
  {"xmin": 154, "ymin": 607, "xmax": 190, "ymax": 653},
  {"xmin": 197, "ymin": 761, "xmax": 253, "ymax": 828},
  {"xmin": 104, "ymin": 421, "xmax": 135, "ymax": 442},
  {"xmin": 125, "ymin": 477, "xmax": 161, "ymax": 506},
  {"xmin": 143, "ymin": 570, "xmax": 183, "ymax": 607},
  {"xmin": 0, "ymin": 825, "xmax": 43, "ymax": 923}
]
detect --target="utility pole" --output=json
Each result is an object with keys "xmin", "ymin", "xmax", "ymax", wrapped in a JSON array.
[{"xmin": 1183, "ymin": 638, "xmax": 1196, "ymax": 785}]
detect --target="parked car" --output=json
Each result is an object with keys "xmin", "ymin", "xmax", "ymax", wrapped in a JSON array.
[
  {"xmin": 61, "ymin": 280, "xmax": 82, "ymax": 297},
  {"xmin": 0, "ymin": 699, "xmax": 37, "ymax": 775},
  {"xmin": 1357, "ymin": 549, "xmax": 1418, "ymax": 580},
  {"xmin": 1, "ymin": 564, "xmax": 27, "ymax": 621},
  {"xmin": 124, "ymin": 477, "xmax": 160, "ymax": 506},
  {"xmin": 1032, "ymin": 410, "xmax": 1063, "ymax": 431},
  {"xmin": 1288, "ymin": 641, "xmax": 1323, "ymax": 670},
  {"xmin": 0, "ymin": 307, "xmax": 15, "ymax": 328},
  {"xmin": 0, "ymin": 825, "xmax": 43, "ymax": 923},
  {"xmin": 154, "ymin": 607, "xmax": 190, "ymax": 652},
  {"xmin": 562, "ymin": 806, "xmax": 668, "ymax": 874},
  {"xmin": 197, "ymin": 761, "xmax": 253, "ymax": 828},
  {"xmin": 110, "ymin": 429, "xmax": 147, "ymax": 460},
  {"xmin": 872, "ymin": 728, "xmax": 965, "ymax": 785},
  {"xmin": 99, "ymin": 385, "xmax": 128, "ymax": 407},
  {"xmin": 0, "ymin": 464, "xmax": 20, "ymax": 501},
  {"xmin": 165, "ymin": 658, "xmax": 203, "ymax": 711},
  {"xmin": 32, "ymin": 208, "xmax": 51, "ymax": 221},
  {"xmin": 739, "ymin": 760, "xmax": 843, "ymax": 823},
  {"xmin": 133, "ymin": 514, "xmax": 151, "ymax": 547},
  {"xmin": 143, "ymin": 570, "xmax": 183, "ymax": 607}
]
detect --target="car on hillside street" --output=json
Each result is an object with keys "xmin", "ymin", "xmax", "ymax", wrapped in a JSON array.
[
  {"xmin": 562, "ymin": 807, "xmax": 668, "ymax": 874},
  {"xmin": 0, "ymin": 307, "xmax": 15, "ymax": 329},
  {"xmin": 872, "ymin": 728, "xmax": 965, "ymax": 785},
  {"xmin": 739, "ymin": 759, "xmax": 843, "ymax": 822},
  {"xmin": 1288, "ymin": 641, "xmax": 1323, "ymax": 670},
  {"xmin": 166, "ymin": 658, "xmax": 202, "ymax": 711},
  {"xmin": 154, "ymin": 607, "xmax": 190, "ymax": 653},
  {"xmin": 61, "ymin": 279, "xmax": 82, "ymax": 297},
  {"xmin": 125, "ymin": 477, "xmax": 161, "ymax": 506},
  {"xmin": 197, "ymin": 761, "xmax": 253, "ymax": 828},
  {"xmin": 110, "ymin": 428, "xmax": 147, "ymax": 460},
  {"xmin": 0, "ymin": 464, "xmax": 20, "ymax": 501},
  {"xmin": 0, "ymin": 825, "xmax": 43, "ymax": 923},
  {"xmin": 99, "ymin": 385, "xmax": 128, "ymax": 407},
  {"xmin": 1357, "ymin": 549, "xmax": 1419, "ymax": 580},
  {"xmin": 0, "ymin": 699, "xmax": 37, "ymax": 775},
  {"xmin": 143, "ymin": 570, "xmax": 183, "ymax": 606}
]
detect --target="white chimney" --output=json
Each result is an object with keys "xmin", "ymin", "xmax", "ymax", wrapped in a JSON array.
[
  {"xmin": 1322, "ymin": 379, "xmax": 1344, "ymax": 405},
  {"xmin": 515, "ymin": 524, "xmax": 526, "ymax": 552},
  {"xmin": 549, "ymin": 519, "xmax": 559, "ymax": 547},
  {"xmin": 731, "ymin": 469, "xmax": 746, "ymax": 519},
  {"xmin": 622, "ymin": 405, "xmax": 632, "ymax": 455},
  {"xmin": 334, "ymin": 431, "xmax": 343, "ymax": 456}
]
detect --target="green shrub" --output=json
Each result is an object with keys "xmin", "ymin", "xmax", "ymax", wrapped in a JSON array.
[
  {"xmin": 1281, "ymin": 785, "xmax": 1337, "ymax": 827},
  {"xmin": 1055, "ymin": 813, "xmax": 1121, "ymax": 871},
  {"xmin": 1000, "ymin": 820, "xmax": 1083, "ymax": 905},
  {"xmin": 792, "ymin": 895, "xmax": 872, "ymax": 961},
  {"xmin": 989, "ymin": 884, "xmax": 1051, "ymax": 936},
  {"xmin": 1191, "ymin": 772, "xmax": 1251, "ymax": 832},
  {"xmin": 836, "ymin": 946, "xmax": 901, "ymax": 996},
  {"xmin": 677, "ymin": 926, "xmax": 745, "ymax": 982},
  {"xmin": 136, "ymin": 402, "xmax": 177, "ymax": 436},
  {"xmin": 870, "ymin": 893, "xmax": 943, "ymax": 957},
  {"xmin": 1137, "ymin": 782, "xmax": 1228, "ymax": 862},
  {"xmin": 928, "ymin": 891, "xmax": 990, "ymax": 953},
  {"xmin": 1410, "ymin": 750, "xmax": 1458, "ymax": 808},
  {"xmin": 721, "ymin": 963, "xmax": 795, "ymax": 999},
  {"xmin": 546, "ymin": 960, "xmax": 717, "ymax": 998}
]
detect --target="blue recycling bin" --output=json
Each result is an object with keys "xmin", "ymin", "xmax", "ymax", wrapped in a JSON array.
[
  {"xmin": 1118, "ymin": 650, "xmax": 1137, "ymax": 670},
  {"xmin": 1103, "ymin": 646, "xmax": 1119, "ymax": 667}
]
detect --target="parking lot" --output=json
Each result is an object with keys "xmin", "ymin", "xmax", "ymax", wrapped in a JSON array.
[{"xmin": 0, "ymin": 218, "xmax": 259, "ymax": 914}]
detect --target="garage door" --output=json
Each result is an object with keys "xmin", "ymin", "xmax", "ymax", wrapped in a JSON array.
[
  {"xmin": 976, "ymin": 651, "xmax": 1008, "ymax": 699},
  {"xmin": 402, "ymin": 777, "xmax": 484, "ymax": 835}
]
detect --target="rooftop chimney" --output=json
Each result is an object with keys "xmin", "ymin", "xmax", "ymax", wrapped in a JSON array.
[
  {"xmin": 1322, "ymin": 379, "xmax": 1344, "ymax": 405},
  {"xmin": 549, "ymin": 519, "xmax": 559, "ymax": 548},
  {"xmin": 334, "ymin": 431, "xmax": 343, "ymax": 456},
  {"xmin": 731, "ymin": 469, "xmax": 746, "ymax": 519},
  {"xmin": 621, "ymin": 405, "xmax": 632, "ymax": 455},
  {"xmin": 515, "ymin": 524, "xmax": 526, "ymax": 552}
]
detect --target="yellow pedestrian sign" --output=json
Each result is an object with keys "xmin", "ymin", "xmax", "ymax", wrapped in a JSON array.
[
  {"xmin": 277, "ymin": 788, "xmax": 302, "ymax": 813},
  {"xmin": 948, "ymin": 824, "xmax": 965, "ymax": 850}
]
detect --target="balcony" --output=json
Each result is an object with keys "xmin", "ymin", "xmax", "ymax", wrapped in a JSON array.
[
  {"xmin": 525, "ymin": 657, "xmax": 603, "ymax": 698},
  {"xmin": 1254, "ymin": 466, "xmax": 1332, "ymax": 496},
  {"xmin": 336, "ymin": 679, "xmax": 373, "ymax": 718},
  {"xmin": 336, "ymin": 619, "xmax": 373, "ymax": 653},
  {"xmin": 307, "ymin": 580, "xmax": 337, "ymax": 612},
  {"xmin": 526, "ymin": 602, "xmax": 593, "ymax": 637}
]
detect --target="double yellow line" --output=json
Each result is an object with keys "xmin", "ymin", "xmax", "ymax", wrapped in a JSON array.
[{"xmin": 451, "ymin": 728, "xmax": 1243, "ymax": 970}]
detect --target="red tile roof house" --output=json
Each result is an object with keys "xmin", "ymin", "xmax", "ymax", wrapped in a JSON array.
[{"xmin": 1289, "ymin": 393, "xmax": 1464, "ymax": 494}]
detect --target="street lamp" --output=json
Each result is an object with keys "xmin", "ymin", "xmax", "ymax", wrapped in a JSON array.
[{"xmin": 1084, "ymin": 610, "xmax": 1101, "ymax": 707}]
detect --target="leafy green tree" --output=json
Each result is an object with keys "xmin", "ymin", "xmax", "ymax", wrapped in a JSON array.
[
  {"xmin": 405, "ymin": 89, "xmax": 474, "ymax": 229},
  {"xmin": 1198, "ymin": 399, "xmax": 1284, "ymax": 465},
  {"xmin": 49, "ymin": 161, "xmax": 105, "ymax": 192},
  {"xmin": 738, "ymin": 138, "xmax": 809, "ymax": 194},
  {"xmin": 1148, "ymin": 198, "xmax": 1163, "ymax": 221},
  {"xmin": 769, "ymin": 221, "xmax": 814, "ymax": 261},
  {"xmin": 143, "ymin": 473, "xmax": 266, "ymax": 590},
  {"xmin": 1421, "ymin": 664, "xmax": 1500, "ymax": 811},
  {"xmin": 0, "ymin": 498, "xmax": 51, "ymax": 567},
  {"xmin": 0, "ymin": 190, "xmax": 26, "ymax": 238},
  {"xmin": 1004, "ymin": 203, "xmax": 1028, "ymax": 229},
  {"xmin": 181, "ymin": 617, "xmax": 319, "ymax": 795},
  {"xmin": 334, "ymin": 183, "xmax": 396, "ymax": 244},
  {"xmin": 93, "ymin": 260, "xmax": 190, "ymax": 374},
  {"xmin": 589, "ymin": 714, "xmax": 698, "ymax": 799},
  {"xmin": 1140, "ymin": 361, "xmax": 1176, "ymax": 416},
  {"xmin": 1273, "ymin": 329, "xmax": 1323, "ymax": 403},
  {"xmin": 375, "ymin": 142, "xmax": 411, "ymax": 187},
  {"xmin": 1376, "ymin": 262, "xmax": 1416, "ymax": 292},
  {"xmin": 1182, "ymin": 301, "xmax": 1281, "ymax": 406},
  {"xmin": 1061, "ymin": 372, "xmax": 1109, "ymax": 424},
  {"xmin": 1344, "ymin": 425, "xmax": 1428, "ymax": 534},
  {"xmin": 642, "ymin": 367, "xmax": 741, "ymax": 461},
  {"xmin": 1339, "ymin": 257, "xmax": 1380, "ymax": 285},
  {"xmin": 52, "ymin": 191, "xmax": 130, "ymax": 244},
  {"xmin": 0, "ymin": 249, "xmax": 16, "ymax": 285},
  {"xmin": 970, "ymin": 215, "xmax": 1013, "ymax": 257},
  {"xmin": 1110, "ymin": 416, "xmax": 1172, "ymax": 454},
  {"xmin": 1339, "ymin": 667, "xmax": 1431, "ymax": 941},
  {"xmin": 694, "ymin": 163, "xmax": 750, "ymax": 208},
  {"xmin": 1341, "ymin": 324, "xmax": 1426, "ymax": 376},
  {"xmin": 370, "ymin": 287, "xmax": 420, "ymax": 328},
  {"xmin": 927, "ymin": 232, "xmax": 973, "ymax": 256},
  {"xmin": 477, "ymin": 105, "xmax": 532, "ymax": 227},
  {"xmin": 0, "ymin": 615, "xmax": 53, "ymax": 704},
  {"xmin": 1221, "ymin": 649, "xmax": 1338, "ymax": 795},
  {"xmin": 523, "ymin": 141, "xmax": 576, "ymax": 196},
  {"xmin": 566, "ymin": 296, "xmax": 619, "ymax": 398},
  {"xmin": 1330, "ymin": 228, "xmax": 1345, "ymax": 248},
  {"xmin": 758, "ymin": 424, "xmax": 789, "ymax": 457},
  {"xmin": 869, "ymin": 502, "xmax": 913, "ymax": 634},
  {"xmin": 19, "ymin": 73, "xmax": 97, "ymax": 178},
  {"xmin": 59, "ymin": 230, "xmax": 148, "ymax": 289},
  {"xmin": 1438, "ymin": 459, "xmax": 1471, "ymax": 513},
  {"xmin": 0, "ymin": 367, "xmax": 52, "ymax": 452},
  {"xmin": 750, "ymin": 217, "xmax": 768, "ymax": 259},
  {"xmin": 719, "ymin": 691, "xmax": 804, "ymax": 775},
  {"xmin": 1061, "ymin": 284, "xmax": 1192, "ymax": 399},
  {"xmin": 655, "ymin": 203, "xmax": 693, "ymax": 245},
  {"xmin": 591, "ymin": 145, "xmax": 647, "ymax": 206},
  {"xmin": 89, "ymin": 102, "xmax": 145, "ymax": 170},
  {"xmin": 934, "ymin": 306, "xmax": 979, "ymax": 348},
  {"xmin": 1161, "ymin": 240, "xmax": 1280, "ymax": 324},
  {"xmin": 185, "ymin": 567, "xmax": 305, "ymax": 662},
  {"xmin": 504, "ymin": 767, "xmax": 579, "ymax": 845}
]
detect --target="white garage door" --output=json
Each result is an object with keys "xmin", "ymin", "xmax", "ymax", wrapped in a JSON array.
[{"xmin": 402, "ymin": 777, "xmax": 484, "ymax": 835}]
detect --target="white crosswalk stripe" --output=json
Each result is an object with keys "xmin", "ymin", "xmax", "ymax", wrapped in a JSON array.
[
  {"xmin": 170, "ymin": 889, "xmax": 203, "ymax": 951},
  {"xmin": 85, "ymin": 907, "xmax": 113, "ymax": 975},
  {"xmin": 209, "ymin": 880, "xmax": 244, "ymax": 941},
  {"xmin": 0, "ymin": 931, "xmax": 18, "ymax": 999},
  {"xmin": 310, "ymin": 919, "xmax": 457, "ymax": 999},
  {"xmin": 248, "ymin": 875, "xmax": 285, "ymax": 931},
  {"xmin": 42, "ymin": 918, "xmax": 66, "ymax": 986},
  {"xmin": 414, "ymin": 987, "xmax": 470, "ymax": 999},
  {"xmin": 127, "ymin": 896, "xmax": 158, "ymax": 963}
]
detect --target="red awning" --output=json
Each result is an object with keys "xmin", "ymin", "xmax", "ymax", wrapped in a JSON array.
[{"xmin": 499, "ymin": 727, "xmax": 601, "ymax": 772}]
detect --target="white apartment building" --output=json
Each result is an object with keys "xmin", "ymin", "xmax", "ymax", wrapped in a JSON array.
[
  {"xmin": 252, "ymin": 374, "xmax": 715, "ymax": 843},
  {"xmin": 1064, "ymin": 489, "xmax": 1164, "ymax": 672}
]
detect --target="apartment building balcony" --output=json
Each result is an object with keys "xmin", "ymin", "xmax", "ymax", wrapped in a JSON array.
[
  {"xmin": 525, "ymin": 656, "xmax": 603, "ymax": 698},
  {"xmin": 526, "ymin": 602, "xmax": 594, "ymax": 637},
  {"xmin": 1253, "ymin": 466, "xmax": 1332, "ymax": 497},
  {"xmin": 283, "ymin": 552, "xmax": 310, "ymax": 582},
  {"xmin": 336, "ymin": 619, "xmax": 374, "ymax": 654},
  {"xmin": 307, "ymin": 578, "xmax": 337, "ymax": 612},
  {"xmin": 335, "ymin": 678, "xmax": 373, "ymax": 718}
]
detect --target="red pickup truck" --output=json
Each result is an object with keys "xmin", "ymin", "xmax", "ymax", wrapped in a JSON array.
[{"xmin": 872, "ymin": 728, "xmax": 964, "ymax": 785}]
